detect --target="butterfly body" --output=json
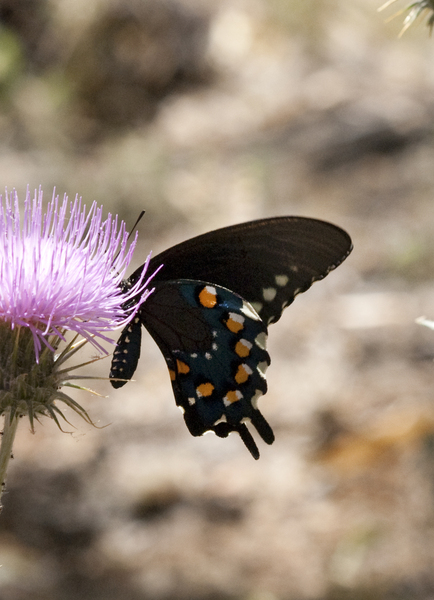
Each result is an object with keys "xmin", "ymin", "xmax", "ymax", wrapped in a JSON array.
[{"xmin": 110, "ymin": 217, "xmax": 352, "ymax": 458}]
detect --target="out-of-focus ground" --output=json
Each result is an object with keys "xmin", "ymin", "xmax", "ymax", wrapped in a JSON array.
[{"xmin": 2, "ymin": 0, "xmax": 434, "ymax": 598}]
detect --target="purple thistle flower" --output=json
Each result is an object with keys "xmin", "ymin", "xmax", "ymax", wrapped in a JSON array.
[
  {"xmin": 0, "ymin": 187, "xmax": 154, "ymax": 360},
  {"xmin": 0, "ymin": 187, "xmax": 157, "ymax": 504}
]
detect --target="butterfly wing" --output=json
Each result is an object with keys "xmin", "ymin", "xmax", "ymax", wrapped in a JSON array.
[
  {"xmin": 130, "ymin": 216, "xmax": 352, "ymax": 325},
  {"xmin": 139, "ymin": 280, "xmax": 273, "ymax": 459},
  {"xmin": 110, "ymin": 316, "xmax": 142, "ymax": 389}
]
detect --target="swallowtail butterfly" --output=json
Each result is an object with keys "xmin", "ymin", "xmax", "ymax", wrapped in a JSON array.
[{"xmin": 110, "ymin": 217, "xmax": 352, "ymax": 459}]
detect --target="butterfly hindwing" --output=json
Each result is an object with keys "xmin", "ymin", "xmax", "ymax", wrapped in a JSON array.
[{"xmin": 140, "ymin": 280, "xmax": 273, "ymax": 459}]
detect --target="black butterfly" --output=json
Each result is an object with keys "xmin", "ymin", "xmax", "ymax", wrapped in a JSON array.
[{"xmin": 110, "ymin": 217, "xmax": 352, "ymax": 459}]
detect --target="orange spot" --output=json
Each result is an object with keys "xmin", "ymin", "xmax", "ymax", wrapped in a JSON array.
[
  {"xmin": 225, "ymin": 390, "xmax": 241, "ymax": 404},
  {"xmin": 226, "ymin": 314, "xmax": 244, "ymax": 333},
  {"xmin": 235, "ymin": 364, "xmax": 251, "ymax": 384},
  {"xmin": 199, "ymin": 286, "xmax": 217, "ymax": 308},
  {"xmin": 176, "ymin": 360, "xmax": 190, "ymax": 374},
  {"xmin": 197, "ymin": 382, "xmax": 215, "ymax": 397},
  {"xmin": 235, "ymin": 340, "xmax": 251, "ymax": 357},
  {"xmin": 169, "ymin": 369, "xmax": 176, "ymax": 381}
]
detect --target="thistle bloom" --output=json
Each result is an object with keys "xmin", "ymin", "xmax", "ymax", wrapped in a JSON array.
[
  {"xmin": 0, "ymin": 188, "xmax": 153, "ymax": 358},
  {"xmin": 0, "ymin": 187, "xmax": 154, "ymax": 502}
]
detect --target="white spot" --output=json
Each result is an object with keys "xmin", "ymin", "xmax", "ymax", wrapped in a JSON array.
[
  {"xmin": 275, "ymin": 274, "xmax": 289, "ymax": 287},
  {"xmin": 205, "ymin": 352, "xmax": 212, "ymax": 360},
  {"xmin": 267, "ymin": 316, "xmax": 275, "ymax": 325},
  {"xmin": 251, "ymin": 301, "xmax": 263, "ymax": 314},
  {"xmin": 255, "ymin": 332, "xmax": 267, "ymax": 350},
  {"xmin": 240, "ymin": 303, "xmax": 260, "ymax": 321},
  {"xmin": 294, "ymin": 287, "xmax": 301, "ymax": 295},
  {"xmin": 188, "ymin": 397, "xmax": 196, "ymax": 406},
  {"xmin": 257, "ymin": 361, "xmax": 268, "ymax": 377},
  {"xmin": 263, "ymin": 287, "xmax": 277, "ymax": 302},
  {"xmin": 212, "ymin": 343, "xmax": 218, "ymax": 351},
  {"xmin": 213, "ymin": 415, "xmax": 227, "ymax": 425},
  {"xmin": 251, "ymin": 389, "xmax": 264, "ymax": 409},
  {"xmin": 290, "ymin": 265, "xmax": 299, "ymax": 273},
  {"xmin": 205, "ymin": 285, "xmax": 217, "ymax": 295},
  {"xmin": 190, "ymin": 353, "xmax": 198, "ymax": 358}
]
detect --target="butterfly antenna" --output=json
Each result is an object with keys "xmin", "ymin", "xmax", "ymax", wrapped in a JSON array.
[
  {"xmin": 128, "ymin": 210, "xmax": 146, "ymax": 242},
  {"xmin": 114, "ymin": 210, "xmax": 146, "ymax": 264}
]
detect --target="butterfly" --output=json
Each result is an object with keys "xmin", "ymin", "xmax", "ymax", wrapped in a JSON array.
[{"xmin": 110, "ymin": 217, "xmax": 352, "ymax": 459}]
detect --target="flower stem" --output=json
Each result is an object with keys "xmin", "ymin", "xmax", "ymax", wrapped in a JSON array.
[{"xmin": 0, "ymin": 410, "xmax": 20, "ymax": 509}]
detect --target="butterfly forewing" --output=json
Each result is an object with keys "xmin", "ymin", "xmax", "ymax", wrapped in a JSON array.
[
  {"xmin": 138, "ymin": 217, "xmax": 352, "ymax": 324},
  {"xmin": 111, "ymin": 216, "xmax": 353, "ymax": 458}
]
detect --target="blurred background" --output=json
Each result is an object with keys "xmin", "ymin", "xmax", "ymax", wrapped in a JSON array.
[{"xmin": 2, "ymin": 0, "xmax": 434, "ymax": 598}]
